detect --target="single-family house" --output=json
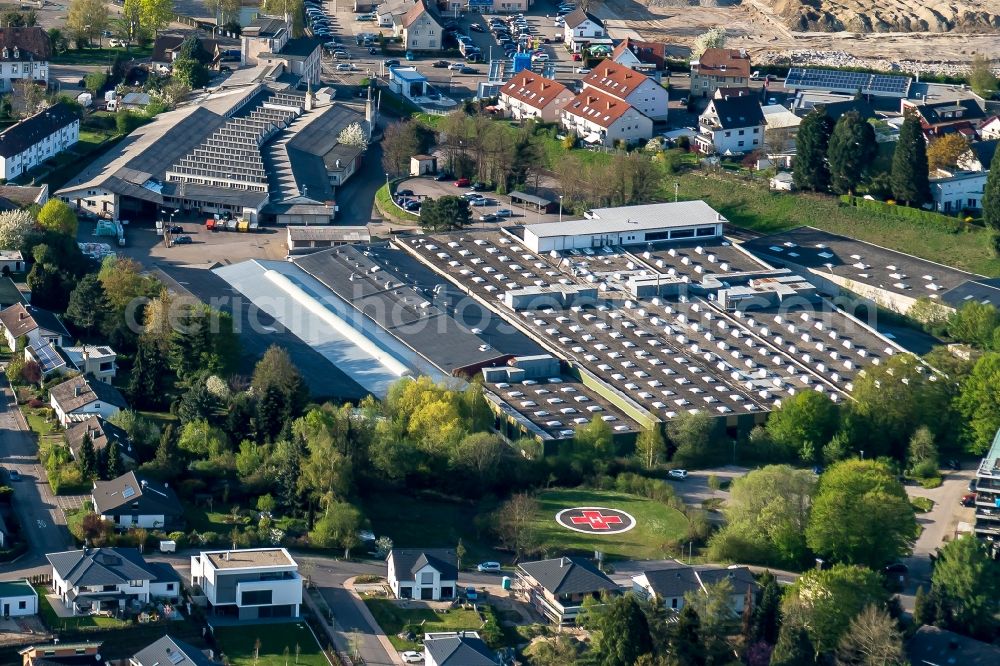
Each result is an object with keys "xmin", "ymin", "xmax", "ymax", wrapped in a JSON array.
[
  {"xmin": 0, "ymin": 579, "xmax": 36, "ymax": 617},
  {"xmin": 611, "ymin": 37, "xmax": 667, "ymax": 77},
  {"xmin": 24, "ymin": 340, "xmax": 66, "ymax": 376},
  {"xmin": 48, "ymin": 375, "xmax": 128, "ymax": 427},
  {"xmin": 62, "ymin": 344, "xmax": 118, "ymax": 383},
  {"xmin": 0, "ymin": 27, "xmax": 51, "ymax": 93},
  {"xmin": 930, "ymin": 169, "xmax": 986, "ymax": 213},
  {"xmin": 152, "ymin": 34, "xmax": 222, "ymax": 72},
  {"xmin": 981, "ymin": 116, "xmax": 1000, "ymax": 140},
  {"xmin": 561, "ymin": 89, "xmax": 654, "ymax": 147},
  {"xmin": 46, "ymin": 547, "xmax": 179, "ymax": 615},
  {"xmin": 957, "ymin": 139, "xmax": 998, "ymax": 172},
  {"xmin": 901, "ymin": 98, "xmax": 985, "ymax": 139},
  {"xmin": 691, "ymin": 48, "xmax": 751, "ymax": 98},
  {"xmin": 0, "ymin": 276, "xmax": 24, "ymax": 309},
  {"xmin": 581, "ymin": 60, "xmax": 668, "ymax": 122},
  {"xmin": 131, "ymin": 635, "xmax": 220, "ymax": 666},
  {"xmin": 19, "ymin": 641, "xmax": 102, "ymax": 666},
  {"xmin": 387, "ymin": 548, "xmax": 457, "ymax": 601},
  {"xmin": 563, "ymin": 9, "xmax": 605, "ymax": 52},
  {"xmin": 0, "ymin": 102, "xmax": 79, "ymax": 181},
  {"xmin": 424, "ymin": 632, "xmax": 499, "ymax": 666},
  {"xmin": 92, "ymin": 471, "xmax": 183, "ymax": 531},
  {"xmin": 0, "ymin": 250, "xmax": 24, "ymax": 274},
  {"xmin": 907, "ymin": 626, "xmax": 1000, "ymax": 666},
  {"xmin": 190, "ymin": 548, "xmax": 303, "ymax": 619},
  {"xmin": 696, "ymin": 95, "xmax": 765, "ymax": 155},
  {"xmin": 0, "ymin": 303, "xmax": 69, "ymax": 351},
  {"xmin": 66, "ymin": 416, "xmax": 134, "ymax": 466},
  {"xmin": 0, "ymin": 183, "xmax": 48, "ymax": 212},
  {"xmin": 401, "ymin": 0, "xmax": 443, "ymax": 52},
  {"xmin": 516, "ymin": 556, "xmax": 620, "ymax": 625},
  {"xmin": 632, "ymin": 562, "xmax": 759, "ymax": 614},
  {"xmin": 499, "ymin": 71, "xmax": 575, "ymax": 123}
]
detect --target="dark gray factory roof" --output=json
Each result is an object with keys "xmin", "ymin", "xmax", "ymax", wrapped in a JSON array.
[{"xmin": 293, "ymin": 244, "xmax": 543, "ymax": 374}]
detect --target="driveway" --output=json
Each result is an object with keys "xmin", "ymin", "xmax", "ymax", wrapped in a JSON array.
[
  {"xmin": 0, "ymin": 380, "xmax": 72, "ymax": 574},
  {"xmin": 901, "ymin": 468, "xmax": 976, "ymax": 602}
]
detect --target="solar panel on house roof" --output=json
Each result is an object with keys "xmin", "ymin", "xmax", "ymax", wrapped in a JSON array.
[
  {"xmin": 784, "ymin": 67, "xmax": 910, "ymax": 97},
  {"xmin": 32, "ymin": 343, "xmax": 63, "ymax": 373}
]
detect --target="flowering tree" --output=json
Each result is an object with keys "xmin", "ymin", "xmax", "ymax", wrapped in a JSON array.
[
  {"xmin": 0, "ymin": 209, "xmax": 35, "ymax": 250},
  {"xmin": 337, "ymin": 122, "xmax": 368, "ymax": 149}
]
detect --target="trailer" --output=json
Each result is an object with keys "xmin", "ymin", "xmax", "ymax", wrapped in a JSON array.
[{"xmin": 206, "ymin": 218, "xmax": 216, "ymax": 230}]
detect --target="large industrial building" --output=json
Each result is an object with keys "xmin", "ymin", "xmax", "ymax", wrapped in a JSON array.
[
  {"xmin": 218, "ymin": 201, "xmax": 911, "ymax": 444},
  {"xmin": 56, "ymin": 80, "xmax": 368, "ymax": 225}
]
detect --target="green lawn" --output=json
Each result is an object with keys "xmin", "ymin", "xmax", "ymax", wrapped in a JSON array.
[
  {"xmin": 212, "ymin": 622, "xmax": 329, "ymax": 666},
  {"xmin": 364, "ymin": 492, "xmax": 499, "ymax": 565},
  {"xmin": 38, "ymin": 592, "xmax": 129, "ymax": 630},
  {"xmin": 530, "ymin": 488, "xmax": 689, "ymax": 560},
  {"xmin": 375, "ymin": 183, "xmax": 421, "ymax": 223},
  {"xmin": 183, "ymin": 501, "xmax": 245, "ymax": 533},
  {"xmin": 364, "ymin": 598, "xmax": 485, "ymax": 651}
]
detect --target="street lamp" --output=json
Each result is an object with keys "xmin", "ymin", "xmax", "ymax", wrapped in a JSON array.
[
  {"xmin": 558, "ymin": 195, "xmax": 563, "ymax": 223},
  {"xmin": 674, "ymin": 181, "xmax": 680, "ymax": 203}
]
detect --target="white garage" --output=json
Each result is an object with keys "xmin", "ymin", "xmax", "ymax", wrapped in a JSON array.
[{"xmin": 521, "ymin": 201, "xmax": 726, "ymax": 254}]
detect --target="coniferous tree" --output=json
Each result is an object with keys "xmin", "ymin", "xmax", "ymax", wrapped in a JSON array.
[
  {"xmin": 668, "ymin": 605, "xmax": 706, "ymax": 666},
  {"xmin": 793, "ymin": 108, "xmax": 834, "ymax": 191},
  {"xmin": 890, "ymin": 109, "xmax": 931, "ymax": 206},
  {"xmin": 104, "ymin": 437, "xmax": 122, "ymax": 479},
  {"xmin": 827, "ymin": 111, "xmax": 877, "ymax": 194},
  {"xmin": 771, "ymin": 622, "xmax": 815, "ymax": 666},
  {"xmin": 983, "ymin": 150, "xmax": 1000, "ymax": 236},
  {"xmin": 598, "ymin": 595, "xmax": 654, "ymax": 666},
  {"xmin": 79, "ymin": 433, "xmax": 97, "ymax": 479},
  {"xmin": 752, "ymin": 572, "xmax": 783, "ymax": 645},
  {"xmin": 128, "ymin": 335, "xmax": 169, "ymax": 410}
]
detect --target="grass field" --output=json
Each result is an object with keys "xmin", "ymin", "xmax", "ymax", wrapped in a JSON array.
[
  {"xmin": 52, "ymin": 46, "xmax": 153, "ymax": 65},
  {"xmin": 212, "ymin": 622, "xmax": 329, "ymax": 666},
  {"xmin": 38, "ymin": 593, "xmax": 129, "ymax": 630},
  {"xmin": 364, "ymin": 492, "xmax": 499, "ymax": 565},
  {"xmin": 531, "ymin": 488, "xmax": 689, "ymax": 560},
  {"xmin": 364, "ymin": 598, "xmax": 485, "ymax": 651}
]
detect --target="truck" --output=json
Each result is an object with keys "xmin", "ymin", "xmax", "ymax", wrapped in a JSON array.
[
  {"xmin": 225, "ymin": 218, "xmax": 238, "ymax": 231},
  {"xmin": 237, "ymin": 219, "xmax": 250, "ymax": 232}
]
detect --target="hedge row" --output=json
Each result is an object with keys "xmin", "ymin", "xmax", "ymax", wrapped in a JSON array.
[{"xmin": 840, "ymin": 195, "xmax": 966, "ymax": 232}]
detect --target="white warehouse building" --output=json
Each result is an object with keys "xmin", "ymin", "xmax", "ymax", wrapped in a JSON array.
[{"xmin": 521, "ymin": 201, "xmax": 726, "ymax": 254}]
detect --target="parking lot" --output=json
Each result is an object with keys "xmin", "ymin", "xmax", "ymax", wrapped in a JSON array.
[{"xmin": 393, "ymin": 174, "xmax": 566, "ymax": 226}]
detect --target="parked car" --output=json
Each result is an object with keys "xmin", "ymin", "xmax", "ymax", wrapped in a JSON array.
[
  {"xmin": 7, "ymin": 469, "xmax": 20, "ymax": 482},
  {"xmin": 469, "ymin": 23, "xmax": 485, "ymax": 32},
  {"xmin": 477, "ymin": 561, "xmax": 502, "ymax": 573},
  {"xmin": 471, "ymin": 181, "xmax": 489, "ymax": 191},
  {"xmin": 405, "ymin": 50, "xmax": 415, "ymax": 60},
  {"xmin": 495, "ymin": 209, "xmax": 514, "ymax": 217},
  {"xmin": 172, "ymin": 235, "xmax": 193, "ymax": 245},
  {"xmin": 470, "ymin": 198, "xmax": 491, "ymax": 207},
  {"xmin": 478, "ymin": 213, "xmax": 498, "ymax": 222},
  {"xmin": 401, "ymin": 652, "xmax": 423, "ymax": 664},
  {"xmin": 945, "ymin": 459, "xmax": 961, "ymax": 470},
  {"xmin": 455, "ymin": 178, "xmax": 471, "ymax": 187},
  {"xmin": 109, "ymin": 39, "xmax": 127, "ymax": 47},
  {"xmin": 448, "ymin": 62, "xmax": 464, "ymax": 71},
  {"xmin": 432, "ymin": 60, "xmax": 450, "ymax": 68},
  {"xmin": 397, "ymin": 189, "xmax": 414, "ymax": 197},
  {"xmin": 434, "ymin": 171, "xmax": 452, "ymax": 181},
  {"xmin": 576, "ymin": 67, "xmax": 591, "ymax": 74},
  {"xmin": 884, "ymin": 563, "xmax": 908, "ymax": 576},
  {"xmin": 459, "ymin": 66, "xmax": 478, "ymax": 74},
  {"xmin": 961, "ymin": 493, "xmax": 977, "ymax": 507},
  {"xmin": 335, "ymin": 63, "xmax": 354, "ymax": 71},
  {"xmin": 168, "ymin": 224, "xmax": 183, "ymax": 234},
  {"xmin": 668, "ymin": 469, "xmax": 688, "ymax": 480},
  {"xmin": 572, "ymin": 53, "xmax": 582, "ymax": 61},
  {"xmin": 404, "ymin": 201, "xmax": 421, "ymax": 211},
  {"xmin": 464, "ymin": 587, "xmax": 479, "ymax": 601}
]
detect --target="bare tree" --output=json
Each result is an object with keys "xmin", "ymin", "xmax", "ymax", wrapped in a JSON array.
[
  {"xmin": 494, "ymin": 492, "xmax": 538, "ymax": 561},
  {"xmin": 835, "ymin": 605, "xmax": 906, "ymax": 666}
]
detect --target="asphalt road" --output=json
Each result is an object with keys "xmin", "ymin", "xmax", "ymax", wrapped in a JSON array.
[{"xmin": 0, "ymin": 379, "xmax": 72, "ymax": 574}]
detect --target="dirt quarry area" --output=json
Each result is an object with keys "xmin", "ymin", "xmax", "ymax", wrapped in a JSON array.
[{"xmin": 599, "ymin": 0, "xmax": 1000, "ymax": 75}]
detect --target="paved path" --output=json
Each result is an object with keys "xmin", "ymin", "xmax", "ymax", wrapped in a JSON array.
[{"xmin": 0, "ymin": 380, "xmax": 73, "ymax": 574}]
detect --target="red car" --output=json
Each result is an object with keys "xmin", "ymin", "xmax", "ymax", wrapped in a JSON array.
[
  {"xmin": 454, "ymin": 177, "xmax": 471, "ymax": 187},
  {"xmin": 960, "ymin": 493, "xmax": 976, "ymax": 507},
  {"xmin": 572, "ymin": 53, "xmax": 582, "ymax": 61}
]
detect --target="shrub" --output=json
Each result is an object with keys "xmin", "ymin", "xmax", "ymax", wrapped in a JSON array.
[
  {"xmin": 919, "ymin": 476, "xmax": 943, "ymax": 489},
  {"xmin": 911, "ymin": 459, "xmax": 939, "ymax": 480},
  {"xmin": 910, "ymin": 496, "xmax": 934, "ymax": 513},
  {"xmin": 27, "ymin": 398, "xmax": 43, "ymax": 408}
]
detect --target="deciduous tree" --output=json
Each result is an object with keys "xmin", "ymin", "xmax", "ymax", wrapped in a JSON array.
[
  {"xmin": 37, "ymin": 199, "xmax": 78, "ymax": 237},
  {"xmin": 929, "ymin": 535, "xmax": 1000, "ymax": 639},
  {"xmin": 834, "ymin": 605, "xmax": 905, "ymax": 666},
  {"xmin": 419, "ymin": 195, "xmax": 471, "ymax": 231},
  {"xmin": 692, "ymin": 27, "xmax": 726, "ymax": 57},
  {"xmin": 635, "ymin": 424, "xmax": 666, "ymax": 470},
  {"xmin": 668, "ymin": 411, "xmax": 715, "ymax": 467},
  {"xmin": 66, "ymin": 0, "xmax": 109, "ymax": 47},
  {"xmin": 956, "ymin": 352, "xmax": 1000, "ymax": 454},
  {"xmin": 494, "ymin": 492, "xmax": 537, "ymax": 560},
  {"xmin": 806, "ymin": 460, "xmax": 917, "ymax": 569},
  {"xmin": 926, "ymin": 133, "xmax": 970, "ymax": 171},
  {"xmin": 765, "ymin": 391, "xmax": 839, "ymax": 460},
  {"xmin": 0, "ymin": 209, "xmax": 35, "ymax": 250},
  {"xmin": 968, "ymin": 54, "xmax": 998, "ymax": 99}
]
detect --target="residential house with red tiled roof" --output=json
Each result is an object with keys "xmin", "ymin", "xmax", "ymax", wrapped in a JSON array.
[
  {"xmin": 498, "ymin": 71, "xmax": 575, "ymax": 123},
  {"xmin": 0, "ymin": 27, "xmax": 50, "ymax": 93},
  {"xmin": 560, "ymin": 88, "xmax": 653, "ymax": 147},
  {"xmin": 581, "ymin": 60, "xmax": 668, "ymax": 121},
  {"xmin": 611, "ymin": 38, "xmax": 668, "ymax": 76},
  {"xmin": 691, "ymin": 48, "xmax": 751, "ymax": 98},
  {"xmin": 402, "ymin": 0, "xmax": 443, "ymax": 51}
]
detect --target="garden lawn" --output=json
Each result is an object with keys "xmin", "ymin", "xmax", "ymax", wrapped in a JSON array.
[
  {"xmin": 531, "ymin": 488, "xmax": 689, "ymax": 560},
  {"xmin": 182, "ymin": 501, "xmax": 244, "ymax": 533},
  {"xmin": 38, "ymin": 593, "xmax": 128, "ymax": 630},
  {"xmin": 52, "ymin": 46, "xmax": 153, "ymax": 65},
  {"xmin": 212, "ymin": 622, "xmax": 329, "ymax": 666},
  {"xmin": 364, "ymin": 492, "xmax": 498, "ymax": 564},
  {"xmin": 364, "ymin": 598, "xmax": 485, "ymax": 651}
]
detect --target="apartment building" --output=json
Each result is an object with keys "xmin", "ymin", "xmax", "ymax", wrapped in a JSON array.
[
  {"xmin": 973, "ymin": 428, "xmax": 1000, "ymax": 557},
  {"xmin": 498, "ymin": 71, "xmax": 574, "ymax": 123},
  {"xmin": 0, "ymin": 27, "xmax": 50, "ymax": 93},
  {"xmin": 561, "ymin": 88, "xmax": 653, "ymax": 147},
  {"xmin": 691, "ymin": 48, "xmax": 751, "ymax": 99},
  {"xmin": 580, "ymin": 61, "xmax": 668, "ymax": 122},
  {"xmin": 0, "ymin": 102, "xmax": 79, "ymax": 181},
  {"xmin": 695, "ymin": 95, "xmax": 765, "ymax": 155}
]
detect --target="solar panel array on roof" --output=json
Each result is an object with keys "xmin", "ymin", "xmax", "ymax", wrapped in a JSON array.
[
  {"xmin": 31, "ymin": 342, "xmax": 63, "ymax": 373},
  {"xmin": 784, "ymin": 67, "xmax": 911, "ymax": 97}
]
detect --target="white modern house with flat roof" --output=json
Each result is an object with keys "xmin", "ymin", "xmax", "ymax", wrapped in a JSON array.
[
  {"xmin": 0, "ymin": 579, "xmax": 37, "ymax": 617},
  {"xmin": 521, "ymin": 201, "xmax": 726, "ymax": 253},
  {"xmin": 190, "ymin": 548, "xmax": 302, "ymax": 620},
  {"xmin": 929, "ymin": 170, "xmax": 986, "ymax": 214}
]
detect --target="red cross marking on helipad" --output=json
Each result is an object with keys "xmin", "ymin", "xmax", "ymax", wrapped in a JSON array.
[{"xmin": 570, "ymin": 510, "xmax": 623, "ymax": 530}]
